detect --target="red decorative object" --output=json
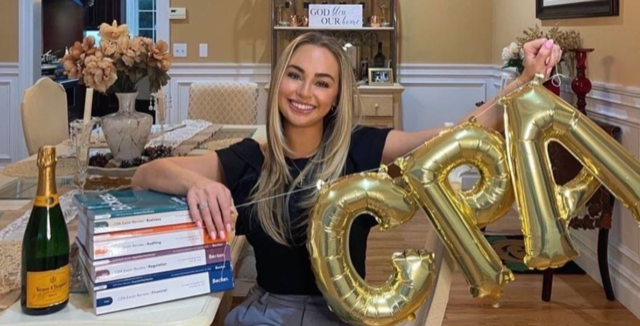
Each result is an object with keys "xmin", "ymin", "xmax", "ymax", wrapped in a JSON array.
[
  {"xmin": 570, "ymin": 48, "xmax": 595, "ymax": 115},
  {"xmin": 543, "ymin": 77, "xmax": 561, "ymax": 96}
]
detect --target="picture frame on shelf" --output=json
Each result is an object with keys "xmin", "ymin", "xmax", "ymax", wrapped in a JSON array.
[
  {"xmin": 536, "ymin": 0, "xmax": 619, "ymax": 20},
  {"xmin": 368, "ymin": 68, "xmax": 393, "ymax": 86}
]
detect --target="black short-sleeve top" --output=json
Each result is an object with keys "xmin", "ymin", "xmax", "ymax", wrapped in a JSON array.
[{"xmin": 216, "ymin": 126, "xmax": 391, "ymax": 295}]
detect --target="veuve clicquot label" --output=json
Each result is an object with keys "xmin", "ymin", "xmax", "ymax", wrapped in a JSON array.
[
  {"xmin": 25, "ymin": 264, "xmax": 70, "ymax": 308},
  {"xmin": 21, "ymin": 146, "xmax": 70, "ymax": 315}
]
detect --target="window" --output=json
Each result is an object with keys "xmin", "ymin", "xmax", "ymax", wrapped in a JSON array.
[
  {"xmin": 138, "ymin": 0, "xmax": 156, "ymax": 40},
  {"xmin": 127, "ymin": 0, "xmax": 156, "ymax": 40}
]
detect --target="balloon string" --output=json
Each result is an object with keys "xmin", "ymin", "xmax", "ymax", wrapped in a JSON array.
[
  {"xmin": 232, "ymin": 167, "xmax": 381, "ymax": 209},
  {"xmin": 471, "ymin": 65, "xmax": 565, "ymax": 121},
  {"xmin": 230, "ymin": 67, "xmax": 567, "ymax": 210}
]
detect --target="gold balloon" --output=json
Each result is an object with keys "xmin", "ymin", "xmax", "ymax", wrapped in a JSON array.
[
  {"xmin": 396, "ymin": 121, "xmax": 515, "ymax": 301},
  {"xmin": 307, "ymin": 172, "xmax": 435, "ymax": 326},
  {"xmin": 500, "ymin": 75, "xmax": 640, "ymax": 270}
]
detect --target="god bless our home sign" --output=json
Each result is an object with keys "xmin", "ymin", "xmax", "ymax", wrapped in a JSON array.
[{"xmin": 309, "ymin": 4, "xmax": 363, "ymax": 28}]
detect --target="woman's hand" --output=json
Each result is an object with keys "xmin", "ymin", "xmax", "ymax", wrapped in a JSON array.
[
  {"xmin": 521, "ymin": 38, "xmax": 563, "ymax": 82},
  {"xmin": 186, "ymin": 179, "xmax": 236, "ymax": 241}
]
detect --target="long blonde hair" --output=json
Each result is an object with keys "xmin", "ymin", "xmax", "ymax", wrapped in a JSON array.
[{"xmin": 251, "ymin": 32, "xmax": 361, "ymax": 246}]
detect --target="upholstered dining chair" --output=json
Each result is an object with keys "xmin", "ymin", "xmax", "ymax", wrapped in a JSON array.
[
  {"xmin": 20, "ymin": 78, "xmax": 69, "ymax": 156},
  {"xmin": 187, "ymin": 81, "xmax": 259, "ymax": 125}
]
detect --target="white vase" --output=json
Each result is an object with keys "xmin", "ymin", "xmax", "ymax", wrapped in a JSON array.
[{"xmin": 101, "ymin": 92, "xmax": 153, "ymax": 161}]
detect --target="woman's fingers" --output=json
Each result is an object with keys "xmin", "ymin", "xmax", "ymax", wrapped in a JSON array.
[
  {"xmin": 186, "ymin": 183, "xmax": 235, "ymax": 241},
  {"xmin": 207, "ymin": 192, "xmax": 227, "ymax": 240},
  {"xmin": 187, "ymin": 191, "xmax": 204, "ymax": 228},
  {"xmin": 198, "ymin": 193, "xmax": 219, "ymax": 240}
]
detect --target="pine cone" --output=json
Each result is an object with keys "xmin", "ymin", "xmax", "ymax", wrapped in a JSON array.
[
  {"xmin": 144, "ymin": 145, "xmax": 173, "ymax": 161},
  {"xmin": 131, "ymin": 157, "xmax": 148, "ymax": 167},
  {"xmin": 120, "ymin": 159, "xmax": 134, "ymax": 168},
  {"xmin": 89, "ymin": 153, "xmax": 110, "ymax": 167}
]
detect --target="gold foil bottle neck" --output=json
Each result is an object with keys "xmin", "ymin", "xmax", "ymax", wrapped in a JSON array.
[
  {"xmin": 37, "ymin": 146, "xmax": 57, "ymax": 169},
  {"xmin": 35, "ymin": 146, "xmax": 58, "ymax": 201}
]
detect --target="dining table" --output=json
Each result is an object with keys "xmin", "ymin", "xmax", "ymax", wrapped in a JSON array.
[
  {"xmin": 0, "ymin": 124, "xmax": 265, "ymax": 326},
  {"xmin": 0, "ymin": 122, "xmax": 455, "ymax": 326}
]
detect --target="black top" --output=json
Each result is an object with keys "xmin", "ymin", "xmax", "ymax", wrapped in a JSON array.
[{"xmin": 216, "ymin": 126, "xmax": 392, "ymax": 295}]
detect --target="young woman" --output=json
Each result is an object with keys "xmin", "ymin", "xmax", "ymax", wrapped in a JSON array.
[{"xmin": 132, "ymin": 32, "xmax": 561, "ymax": 325}]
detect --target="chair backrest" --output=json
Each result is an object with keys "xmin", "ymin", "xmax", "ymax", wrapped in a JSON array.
[
  {"xmin": 187, "ymin": 81, "xmax": 259, "ymax": 125},
  {"xmin": 20, "ymin": 78, "xmax": 69, "ymax": 156}
]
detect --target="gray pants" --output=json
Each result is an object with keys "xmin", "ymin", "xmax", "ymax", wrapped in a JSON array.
[{"xmin": 224, "ymin": 286, "xmax": 350, "ymax": 326}]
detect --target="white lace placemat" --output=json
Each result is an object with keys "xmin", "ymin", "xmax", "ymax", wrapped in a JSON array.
[
  {"xmin": 146, "ymin": 119, "xmax": 213, "ymax": 148},
  {"xmin": 0, "ymin": 190, "xmax": 79, "ymax": 241}
]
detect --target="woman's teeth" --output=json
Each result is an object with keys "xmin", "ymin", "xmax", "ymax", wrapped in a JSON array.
[{"xmin": 291, "ymin": 100, "xmax": 314, "ymax": 111}]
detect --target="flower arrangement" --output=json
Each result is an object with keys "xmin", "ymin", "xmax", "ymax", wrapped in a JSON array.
[
  {"xmin": 62, "ymin": 20, "xmax": 172, "ymax": 94},
  {"xmin": 502, "ymin": 25, "xmax": 583, "ymax": 76}
]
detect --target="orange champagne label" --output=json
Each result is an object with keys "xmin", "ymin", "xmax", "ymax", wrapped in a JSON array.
[
  {"xmin": 26, "ymin": 265, "xmax": 70, "ymax": 308},
  {"xmin": 34, "ymin": 194, "xmax": 60, "ymax": 208}
]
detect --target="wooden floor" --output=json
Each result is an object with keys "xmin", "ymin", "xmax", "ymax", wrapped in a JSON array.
[
  {"xmin": 225, "ymin": 210, "xmax": 640, "ymax": 325},
  {"xmin": 365, "ymin": 211, "xmax": 640, "ymax": 326},
  {"xmin": 443, "ymin": 273, "xmax": 639, "ymax": 326}
]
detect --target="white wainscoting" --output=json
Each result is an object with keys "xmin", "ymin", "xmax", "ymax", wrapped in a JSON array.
[
  {"xmin": 164, "ymin": 62, "xmax": 640, "ymax": 317},
  {"xmin": 0, "ymin": 63, "xmax": 20, "ymax": 167},
  {"xmin": 558, "ymin": 81, "xmax": 640, "ymax": 318},
  {"xmin": 398, "ymin": 64, "xmax": 507, "ymax": 131}
]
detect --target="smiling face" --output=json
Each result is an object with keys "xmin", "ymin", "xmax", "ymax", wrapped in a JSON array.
[{"xmin": 277, "ymin": 44, "xmax": 341, "ymax": 131}]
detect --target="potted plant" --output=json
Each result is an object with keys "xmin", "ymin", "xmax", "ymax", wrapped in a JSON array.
[{"xmin": 61, "ymin": 20, "xmax": 172, "ymax": 161}]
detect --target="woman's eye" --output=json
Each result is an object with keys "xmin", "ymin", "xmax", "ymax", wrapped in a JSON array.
[
  {"xmin": 287, "ymin": 72, "xmax": 301, "ymax": 80},
  {"xmin": 316, "ymin": 81, "xmax": 330, "ymax": 88}
]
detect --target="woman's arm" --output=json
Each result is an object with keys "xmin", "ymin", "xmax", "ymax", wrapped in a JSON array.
[
  {"xmin": 382, "ymin": 38, "xmax": 562, "ymax": 164},
  {"xmin": 132, "ymin": 152, "xmax": 235, "ymax": 241},
  {"xmin": 132, "ymin": 152, "xmax": 223, "ymax": 194}
]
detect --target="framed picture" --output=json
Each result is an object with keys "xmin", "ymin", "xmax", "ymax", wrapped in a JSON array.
[
  {"xmin": 536, "ymin": 0, "xmax": 619, "ymax": 20},
  {"xmin": 368, "ymin": 68, "xmax": 393, "ymax": 86}
]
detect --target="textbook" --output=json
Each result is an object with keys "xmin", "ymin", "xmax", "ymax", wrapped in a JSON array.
[
  {"xmin": 78, "ymin": 240, "xmax": 230, "ymax": 283},
  {"xmin": 80, "ymin": 210, "xmax": 193, "ymax": 234},
  {"xmin": 82, "ymin": 262, "xmax": 234, "ymax": 315},
  {"xmin": 77, "ymin": 220, "xmax": 225, "ymax": 260},
  {"xmin": 73, "ymin": 190, "xmax": 189, "ymax": 220}
]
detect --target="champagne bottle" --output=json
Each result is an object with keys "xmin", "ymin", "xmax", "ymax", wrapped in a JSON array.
[
  {"xmin": 373, "ymin": 42, "xmax": 386, "ymax": 68},
  {"xmin": 21, "ymin": 146, "xmax": 70, "ymax": 315}
]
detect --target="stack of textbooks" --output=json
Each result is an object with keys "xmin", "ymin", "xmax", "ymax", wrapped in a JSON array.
[{"xmin": 73, "ymin": 190, "xmax": 234, "ymax": 315}]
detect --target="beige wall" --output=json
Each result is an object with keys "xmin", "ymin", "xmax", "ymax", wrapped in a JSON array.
[
  {"xmin": 170, "ymin": 0, "xmax": 271, "ymax": 63},
  {"xmin": 493, "ymin": 0, "xmax": 639, "ymax": 87},
  {"xmin": 0, "ymin": 0, "xmax": 19, "ymax": 62},
  {"xmin": 170, "ymin": 0, "xmax": 494, "ymax": 64},
  {"xmin": 399, "ymin": 0, "xmax": 493, "ymax": 64}
]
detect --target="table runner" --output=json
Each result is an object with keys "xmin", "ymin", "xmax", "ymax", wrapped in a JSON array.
[{"xmin": 0, "ymin": 120, "xmax": 222, "ymax": 179}]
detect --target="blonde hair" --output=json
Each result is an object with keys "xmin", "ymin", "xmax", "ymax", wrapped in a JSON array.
[{"xmin": 251, "ymin": 32, "xmax": 361, "ymax": 246}]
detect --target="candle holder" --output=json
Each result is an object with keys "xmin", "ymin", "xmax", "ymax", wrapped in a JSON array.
[
  {"xmin": 570, "ymin": 48, "xmax": 595, "ymax": 115},
  {"xmin": 74, "ymin": 117, "xmax": 100, "ymax": 194},
  {"xmin": 276, "ymin": 0, "xmax": 291, "ymax": 26},
  {"xmin": 378, "ymin": 0, "xmax": 390, "ymax": 27}
]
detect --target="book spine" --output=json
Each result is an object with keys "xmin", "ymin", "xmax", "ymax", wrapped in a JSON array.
[
  {"xmin": 85, "ymin": 225, "xmax": 222, "ymax": 260},
  {"xmin": 94, "ymin": 262, "xmax": 231, "ymax": 290},
  {"xmin": 88, "ymin": 243, "xmax": 230, "ymax": 283},
  {"xmin": 91, "ymin": 242, "xmax": 228, "ymax": 265},
  {"xmin": 92, "ymin": 222, "xmax": 203, "ymax": 241},
  {"xmin": 90, "ymin": 268, "xmax": 234, "ymax": 315},
  {"xmin": 91, "ymin": 205, "xmax": 188, "ymax": 220},
  {"xmin": 86, "ymin": 211, "xmax": 193, "ymax": 234}
]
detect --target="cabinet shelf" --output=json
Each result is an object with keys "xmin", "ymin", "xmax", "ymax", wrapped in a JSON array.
[{"xmin": 270, "ymin": 0, "xmax": 404, "ymax": 130}]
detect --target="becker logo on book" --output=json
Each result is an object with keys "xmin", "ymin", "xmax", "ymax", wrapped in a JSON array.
[
  {"xmin": 208, "ymin": 253, "xmax": 225, "ymax": 260},
  {"xmin": 99, "ymin": 193, "xmax": 132, "ymax": 211},
  {"xmin": 212, "ymin": 276, "xmax": 230, "ymax": 284}
]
